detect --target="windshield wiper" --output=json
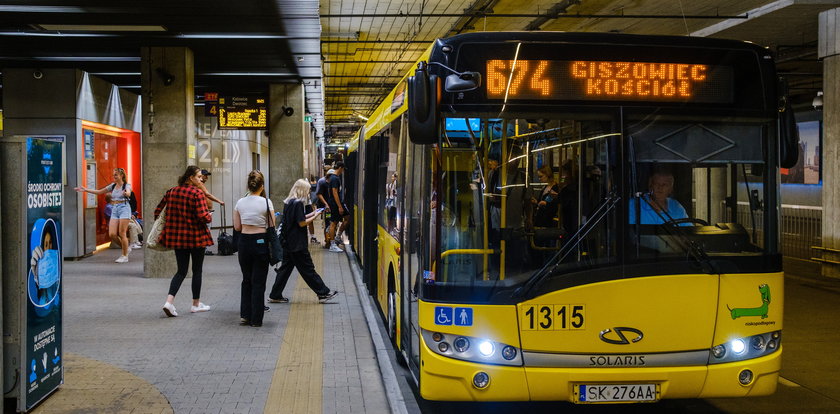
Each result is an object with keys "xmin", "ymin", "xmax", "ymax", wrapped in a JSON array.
[{"xmin": 515, "ymin": 193, "xmax": 621, "ymax": 299}]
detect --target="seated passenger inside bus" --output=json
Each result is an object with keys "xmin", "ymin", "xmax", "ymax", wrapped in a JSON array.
[{"xmin": 629, "ymin": 168, "xmax": 689, "ymax": 225}]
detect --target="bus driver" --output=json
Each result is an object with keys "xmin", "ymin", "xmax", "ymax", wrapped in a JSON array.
[{"xmin": 629, "ymin": 169, "xmax": 688, "ymax": 225}]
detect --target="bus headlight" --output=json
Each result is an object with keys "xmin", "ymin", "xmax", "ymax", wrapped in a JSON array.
[
  {"xmin": 422, "ymin": 329, "xmax": 522, "ymax": 366},
  {"xmin": 709, "ymin": 331, "xmax": 781, "ymax": 364},
  {"xmin": 478, "ymin": 341, "xmax": 495, "ymax": 357},
  {"xmin": 731, "ymin": 339, "xmax": 746, "ymax": 355}
]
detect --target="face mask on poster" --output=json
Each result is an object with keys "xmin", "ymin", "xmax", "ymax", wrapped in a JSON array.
[{"xmin": 37, "ymin": 249, "xmax": 60, "ymax": 289}]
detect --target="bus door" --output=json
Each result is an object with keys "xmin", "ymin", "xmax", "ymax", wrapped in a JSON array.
[
  {"xmin": 361, "ymin": 134, "xmax": 381, "ymax": 293},
  {"xmin": 402, "ymin": 140, "xmax": 429, "ymax": 371}
]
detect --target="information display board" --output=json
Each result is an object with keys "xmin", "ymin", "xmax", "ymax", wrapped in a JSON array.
[
  {"xmin": 24, "ymin": 136, "xmax": 64, "ymax": 411},
  {"xmin": 485, "ymin": 60, "xmax": 733, "ymax": 103},
  {"xmin": 218, "ymin": 95, "xmax": 268, "ymax": 130}
]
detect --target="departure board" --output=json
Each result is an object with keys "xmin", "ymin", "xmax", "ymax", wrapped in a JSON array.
[
  {"xmin": 485, "ymin": 60, "xmax": 733, "ymax": 103},
  {"xmin": 218, "ymin": 95, "xmax": 268, "ymax": 130}
]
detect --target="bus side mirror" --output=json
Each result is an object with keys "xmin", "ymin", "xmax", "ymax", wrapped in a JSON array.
[
  {"xmin": 778, "ymin": 78, "xmax": 799, "ymax": 169},
  {"xmin": 445, "ymin": 72, "xmax": 481, "ymax": 92},
  {"xmin": 408, "ymin": 62, "xmax": 440, "ymax": 145}
]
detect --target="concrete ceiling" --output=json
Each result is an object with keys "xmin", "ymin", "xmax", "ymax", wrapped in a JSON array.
[
  {"xmin": 0, "ymin": 0, "xmax": 326, "ymax": 137},
  {"xmin": 321, "ymin": 0, "xmax": 840, "ymax": 142},
  {"xmin": 1, "ymin": 0, "xmax": 839, "ymax": 143}
]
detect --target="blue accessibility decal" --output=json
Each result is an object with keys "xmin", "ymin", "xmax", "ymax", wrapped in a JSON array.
[
  {"xmin": 454, "ymin": 307, "xmax": 473, "ymax": 326},
  {"xmin": 434, "ymin": 307, "xmax": 453, "ymax": 325}
]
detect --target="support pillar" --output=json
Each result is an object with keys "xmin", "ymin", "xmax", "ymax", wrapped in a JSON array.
[
  {"xmin": 819, "ymin": 9, "xmax": 840, "ymax": 277},
  {"xmin": 268, "ymin": 84, "xmax": 306, "ymax": 208},
  {"xmin": 141, "ymin": 47, "xmax": 195, "ymax": 278}
]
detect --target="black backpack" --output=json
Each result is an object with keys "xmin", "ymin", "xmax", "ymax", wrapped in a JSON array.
[{"xmin": 120, "ymin": 183, "xmax": 139, "ymax": 213}]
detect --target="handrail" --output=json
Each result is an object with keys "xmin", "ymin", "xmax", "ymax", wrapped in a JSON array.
[
  {"xmin": 812, "ymin": 245, "xmax": 840, "ymax": 254},
  {"xmin": 441, "ymin": 248, "xmax": 495, "ymax": 259}
]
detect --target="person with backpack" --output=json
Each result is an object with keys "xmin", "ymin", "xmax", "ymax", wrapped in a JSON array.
[
  {"xmin": 74, "ymin": 167, "xmax": 134, "ymax": 263},
  {"xmin": 268, "ymin": 178, "xmax": 338, "ymax": 305},
  {"xmin": 233, "ymin": 171, "xmax": 275, "ymax": 327}
]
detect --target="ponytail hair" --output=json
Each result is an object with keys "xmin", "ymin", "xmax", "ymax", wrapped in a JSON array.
[{"xmin": 247, "ymin": 170, "xmax": 265, "ymax": 195}]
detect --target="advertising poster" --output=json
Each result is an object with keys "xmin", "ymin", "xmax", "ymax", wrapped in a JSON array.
[
  {"xmin": 781, "ymin": 121, "xmax": 821, "ymax": 185},
  {"xmin": 24, "ymin": 136, "xmax": 64, "ymax": 410}
]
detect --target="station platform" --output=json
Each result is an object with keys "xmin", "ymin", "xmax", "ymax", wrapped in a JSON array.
[{"xmin": 30, "ymin": 234, "xmax": 413, "ymax": 414}]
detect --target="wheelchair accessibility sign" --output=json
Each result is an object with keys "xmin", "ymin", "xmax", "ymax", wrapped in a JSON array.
[{"xmin": 435, "ymin": 306, "xmax": 473, "ymax": 326}]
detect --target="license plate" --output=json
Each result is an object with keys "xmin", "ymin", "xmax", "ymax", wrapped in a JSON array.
[{"xmin": 576, "ymin": 384, "xmax": 658, "ymax": 403}]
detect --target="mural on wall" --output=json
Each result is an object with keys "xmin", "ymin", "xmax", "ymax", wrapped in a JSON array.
[{"xmin": 781, "ymin": 121, "xmax": 820, "ymax": 185}]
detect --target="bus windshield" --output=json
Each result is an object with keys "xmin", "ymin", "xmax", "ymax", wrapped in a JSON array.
[{"xmin": 423, "ymin": 113, "xmax": 774, "ymax": 303}]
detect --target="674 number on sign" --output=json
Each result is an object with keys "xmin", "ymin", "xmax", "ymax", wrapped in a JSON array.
[{"xmin": 521, "ymin": 304, "xmax": 585, "ymax": 330}]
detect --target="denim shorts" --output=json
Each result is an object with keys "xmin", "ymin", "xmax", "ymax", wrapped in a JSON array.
[{"xmin": 111, "ymin": 202, "xmax": 132, "ymax": 219}]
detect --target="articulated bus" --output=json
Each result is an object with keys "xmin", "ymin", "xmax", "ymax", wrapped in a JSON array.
[{"xmin": 347, "ymin": 32, "xmax": 798, "ymax": 403}]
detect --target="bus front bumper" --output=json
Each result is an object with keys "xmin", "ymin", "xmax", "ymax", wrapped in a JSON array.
[{"xmin": 419, "ymin": 345, "xmax": 782, "ymax": 402}]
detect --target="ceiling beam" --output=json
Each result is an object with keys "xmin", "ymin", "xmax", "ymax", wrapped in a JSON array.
[
  {"xmin": 324, "ymin": 60, "xmax": 415, "ymax": 63},
  {"xmin": 321, "ymin": 40, "xmax": 437, "ymax": 43},
  {"xmin": 324, "ymin": 75, "xmax": 403, "ymax": 78},
  {"xmin": 321, "ymin": 13, "xmax": 748, "ymax": 19},
  {"xmin": 524, "ymin": 0, "xmax": 578, "ymax": 31},
  {"xmin": 446, "ymin": 0, "xmax": 500, "ymax": 34}
]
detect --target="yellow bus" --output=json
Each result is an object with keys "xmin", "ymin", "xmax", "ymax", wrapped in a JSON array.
[{"xmin": 349, "ymin": 32, "xmax": 798, "ymax": 403}]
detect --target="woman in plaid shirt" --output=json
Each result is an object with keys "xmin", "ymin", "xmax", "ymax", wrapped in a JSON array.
[{"xmin": 155, "ymin": 166, "xmax": 214, "ymax": 317}]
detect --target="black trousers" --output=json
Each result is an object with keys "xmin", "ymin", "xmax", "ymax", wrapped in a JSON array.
[
  {"xmin": 269, "ymin": 248, "xmax": 330, "ymax": 299},
  {"xmin": 168, "ymin": 247, "xmax": 206, "ymax": 299},
  {"xmin": 238, "ymin": 233, "xmax": 270, "ymax": 324}
]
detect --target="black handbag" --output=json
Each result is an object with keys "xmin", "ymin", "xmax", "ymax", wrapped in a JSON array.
[{"xmin": 265, "ymin": 196, "xmax": 282, "ymax": 265}]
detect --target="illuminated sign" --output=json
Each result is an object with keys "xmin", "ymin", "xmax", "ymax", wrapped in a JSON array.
[
  {"xmin": 218, "ymin": 95, "xmax": 268, "ymax": 130},
  {"xmin": 486, "ymin": 60, "xmax": 733, "ymax": 103}
]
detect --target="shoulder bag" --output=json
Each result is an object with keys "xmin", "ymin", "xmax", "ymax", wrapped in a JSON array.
[
  {"xmin": 146, "ymin": 206, "xmax": 170, "ymax": 251},
  {"xmin": 265, "ymin": 196, "xmax": 282, "ymax": 265}
]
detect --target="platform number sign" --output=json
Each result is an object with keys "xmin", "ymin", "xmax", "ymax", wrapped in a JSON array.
[{"xmin": 521, "ymin": 304, "xmax": 585, "ymax": 330}]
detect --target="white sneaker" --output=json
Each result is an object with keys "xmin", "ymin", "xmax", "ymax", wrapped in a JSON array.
[
  {"xmin": 190, "ymin": 303, "xmax": 211, "ymax": 313},
  {"xmin": 131, "ymin": 242, "xmax": 142, "ymax": 249},
  {"xmin": 162, "ymin": 302, "xmax": 178, "ymax": 317},
  {"xmin": 115, "ymin": 255, "xmax": 128, "ymax": 263},
  {"xmin": 329, "ymin": 243, "xmax": 343, "ymax": 253}
]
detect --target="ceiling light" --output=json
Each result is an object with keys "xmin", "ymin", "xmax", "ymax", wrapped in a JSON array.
[
  {"xmin": 177, "ymin": 33, "xmax": 300, "ymax": 39},
  {"xmin": 36, "ymin": 24, "xmax": 167, "ymax": 32},
  {"xmin": 198, "ymin": 72, "xmax": 296, "ymax": 76},
  {"xmin": 13, "ymin": 56, "xmax": 141, "ymax": 62},
  {"xmin": 0, "ymin": 31, "xmax": 116, "ymax": 37}
]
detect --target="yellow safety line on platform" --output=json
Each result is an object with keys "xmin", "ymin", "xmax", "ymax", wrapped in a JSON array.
[{"xmin": 264, "ymin": 252, "xmax": 325, "ymax": 414}]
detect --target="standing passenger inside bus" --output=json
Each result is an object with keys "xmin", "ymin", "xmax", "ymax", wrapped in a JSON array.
[
  {"xmin": 486, "ymin": 155, "xmax": 502, "ymax": 276},
  {"xmin": 629, "ymin": 168, "xmax": 689, "ymax": 225},
  {"xmin": 557, "ymin": 161, "xmax": 579, "ymax": 235},
  {"xmin": 532, "ymin": 165, "xmax": 561, "ymax": 228}
]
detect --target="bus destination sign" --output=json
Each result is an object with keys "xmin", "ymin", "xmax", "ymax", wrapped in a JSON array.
[
  {"xmin": 218, "ymin": 95, "xmax": 268, "ymax": 130},
  {"xmin": 486, "ymin": 60, "xmax": 733, "ymax": 104}
]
